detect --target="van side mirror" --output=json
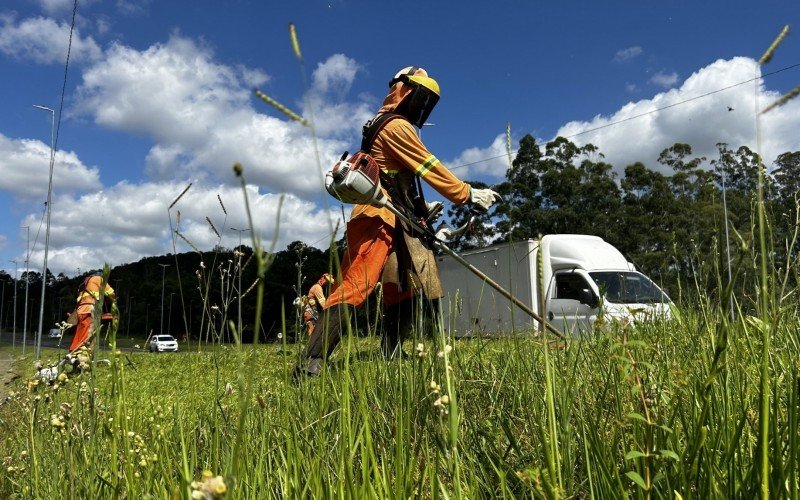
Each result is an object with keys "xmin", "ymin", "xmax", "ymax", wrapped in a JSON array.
[{"xmin": 578, "ymin": 288, "xmax": 599, "ymax": 308}]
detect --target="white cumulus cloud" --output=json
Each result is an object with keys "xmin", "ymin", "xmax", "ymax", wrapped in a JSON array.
[
  {"xmin": 74, "ymin": 36, "xmax": 371, "ymax": 196},
  {"xmin": 0, "ymin": 15, "xmax": 102, "ymax": 64},
  {"xmin": 447, "ymin": 134, "xmax": 511, "ymax": 181},
  {"xmin": 556, "ymin": 57, "xmax": 800, "ymax": 174},
  {"xmin": 649, "ymin": 70, "xmax": 679, "ymax": 88},
  {"xmin": 0, "ymin": 133, "xmax": 102, "ymax": 199},
  {"xmin": 18, "ymin": 181, "xmax": 345, "ymax": 275},
  {"xmin": 448, "ymin": 57, "xmax": 800, "ymax": 183}
]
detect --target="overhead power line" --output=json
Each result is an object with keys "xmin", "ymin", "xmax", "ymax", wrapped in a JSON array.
[{"xmin": 450, "ymin": 62, "xmax": 800, "ymax": 171}]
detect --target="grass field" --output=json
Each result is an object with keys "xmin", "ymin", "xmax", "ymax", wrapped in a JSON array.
[{"xmin": 0, "ymin": 302, "xmax": 798, "ymax": 498}]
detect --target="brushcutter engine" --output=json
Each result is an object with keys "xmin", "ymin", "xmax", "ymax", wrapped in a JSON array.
[{"xmin": 325, "ymin": 151, "xmax": 388, "ymax": 208}]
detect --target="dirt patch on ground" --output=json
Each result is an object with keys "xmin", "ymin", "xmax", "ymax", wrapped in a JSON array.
[{"xmin": 0, "ymin": 353, "xmax": 21, "ymax": 399}]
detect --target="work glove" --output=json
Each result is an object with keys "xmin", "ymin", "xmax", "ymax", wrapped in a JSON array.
[
  {"xmin": 425, "ymin": 201, "xmax": 444, "ymax": 225},
  {"xmin": 469, "ymin": 187, "xmax": 502, "ymax": 212},
  {"xmin": 435, "ymin": 225, "xmax": 454, "ymax": 241},
  {"xmin": 434, "ymin": 222, "xmax": 470, "ymax": 242}
]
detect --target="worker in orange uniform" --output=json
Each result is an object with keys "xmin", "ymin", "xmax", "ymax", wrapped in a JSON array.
[
  {"xmin": 308, "ymin": 273, "xmax": 333, "ymax": 309},
  {"xmin": 303, "ymin": 274, "xmax": 333, "ymax": 336},
  {"xmin": 68, "ymin": 272, "xmax": 116, "ymax": 352},
  {"xmin": 296, "ymin": 66, "xmax": 501, "ymax": 377}
]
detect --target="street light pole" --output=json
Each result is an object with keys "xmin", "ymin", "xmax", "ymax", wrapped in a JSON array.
[
  {"xmin": 126, "ymin": 296, "xmax": 134, "ymax": 339},
  {"xmin": 0, "ymin": 280, "xmax": 5, "ymax": 336},
  {"xmin": 33, "ymin": 104, "xmax": 55, "ymax": 360},
  {"xmin": 158, "ymin": 264, "xmax": 170, "ymax": 337},
  {"xmin": 230, "ymin": 227, "xmax": 250, "ymax": 338},
  {"xmin": 167, "ymin": 292, "xmax": 175, "ymax": 336},
  {"xmin": 22, "ymin": 225, "xmax": 30, "ymax": 354},
  {"xmin": 10, "ymin": 260, "xmax": 18, "ymax": 350}
]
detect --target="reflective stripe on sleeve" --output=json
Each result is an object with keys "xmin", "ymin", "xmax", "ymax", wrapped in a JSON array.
[
  {"xmin": 79, "ymin": 291, "xmax": 101, "ymax": 301},
  {"xmin": 414, "ymin": 155, "xmax": 440, "ymax": 178}
]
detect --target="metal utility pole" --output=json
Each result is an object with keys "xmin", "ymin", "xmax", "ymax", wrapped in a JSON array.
[
  {"xmin": 126, "ymin": 296, "xmax": 134, "ymax": 339},
  {"xmin": 10, "ymin": 260, "xmax": 18, "ymax": 349},
  {"xmin": 0, "ymin": 280, "xmax": 4, "ymax": 336},
  {"xmin": 22, "ymin": 225, "xmax": 30, "ymax": 354},
  {"xmin": 158, "ymin": 264, "xmax": 170, "ymax": 337},
  {"xmin": 33, "ymin": 104, "xmax": 55, "ymax": 360},
  {"xmin": 230, "ymin": 227, "xmax": 250, "ymax": 337},
  {"xmin": 167, "ymin": 292, "xmax": 175, "ymax": 336}
]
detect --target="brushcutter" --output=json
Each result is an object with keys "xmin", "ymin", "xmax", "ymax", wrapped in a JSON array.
[
  {"xmin": 36, "ymin": 320, "xmax": 110, "ymax": 383},
  {"xmin": 325, "ymin": 153, "xmax": 564, "ymax": 339}
]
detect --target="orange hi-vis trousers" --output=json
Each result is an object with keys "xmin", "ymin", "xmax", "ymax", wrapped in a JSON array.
[
  {"xmin": 325, "ymin": 216, "xmax": 412, "ymax": 310},
  {"xmin": 69, "ymin": 313, "xmax": 93, "ymax": 352}
]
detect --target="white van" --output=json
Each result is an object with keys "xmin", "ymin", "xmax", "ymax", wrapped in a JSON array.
[{"xmin": 437, "ymin": 235, "xmax": 671, "ymax": 337}]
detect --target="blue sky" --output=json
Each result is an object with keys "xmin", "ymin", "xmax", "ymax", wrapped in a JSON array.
[{"xmin": 1, "ymin": 0, "xmax": 798, "ymax": 276}]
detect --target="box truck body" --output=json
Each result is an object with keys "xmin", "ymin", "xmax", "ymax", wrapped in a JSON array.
[{"xmin": 438, "ymin": 235, "xmax": 671, "ymax": 337}]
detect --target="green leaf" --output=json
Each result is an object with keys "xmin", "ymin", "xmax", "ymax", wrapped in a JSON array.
[
  {"xmin": 668, "ymin": 303, "xmax": 683, "ymax": 325},
  {"xmin": 625, "ymin": 450, "xmax": 646, "ymax": 460},
  {"xmin": 627, "ymin": 412, "xmax": 648, "ymax": 423},
  {"xmin": 659, "ymin": 449, "xmax": 680, "ymax": 461},
  {"xmin": 626, "ymin": 471, "xmax": 647, "ymax": 490}
]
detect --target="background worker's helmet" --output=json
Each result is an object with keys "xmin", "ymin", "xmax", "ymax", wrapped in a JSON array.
[
  {"xmin": 389, "ymin": 66, "xmax": 440, "ymax": 128},
  {"xmin": 323, "ymin": 273, "xmax": 333, "ymax": 284}
]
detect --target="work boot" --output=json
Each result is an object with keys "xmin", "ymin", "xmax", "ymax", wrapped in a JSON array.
[
  {"xmin": 305, "ymin": 304, "xmax": 348, "ymax": 359},
  {"xmin": 293, "ymin": 357, "xmax": 323, "ymax": 380},
  {"xmin": 295, "ymin": 304, "xmax": 349, "ymax": 378},
  {"xmin": 381, "ymin": 299, "xmax": 414, "ymax": 358}
]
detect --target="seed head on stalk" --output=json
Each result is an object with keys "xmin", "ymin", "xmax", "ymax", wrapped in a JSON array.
[
  {"xmin": 758, "ymin": 25, "xmax": 790, "ymax": 65},
  {"xmin": 253, "ymin": 88, "xmax": 309, "ymax": 127},
  {"xmin": 206, "ymin": 217, "xmax": 221, "ymax": 239},
  {"xmin": 761, "ymin": 83, "xmax": 800, "ymax": 115},
  {"xmin": 289, "ymin": 23, "xmax": 302, "ymax": 62}
]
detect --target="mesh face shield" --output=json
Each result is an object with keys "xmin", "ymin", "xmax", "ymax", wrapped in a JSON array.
[
  {"xmin": 390, "ymin": 71, "xmax": 441, "ymax": 128},
  {"xmin": 395, "ymin": 83, "xmax": 440, "ymax": 128}
]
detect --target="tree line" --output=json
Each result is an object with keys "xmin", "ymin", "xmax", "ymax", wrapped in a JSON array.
[{"xmin": 450, "ymin": 135, "xmax": 799, "ymax": 304}]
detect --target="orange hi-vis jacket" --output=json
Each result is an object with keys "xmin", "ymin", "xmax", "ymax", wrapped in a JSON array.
[
  {"xmin": 76, "ymin": 275, "xmax": 115, "ymax": 315},
  {"xmin": 350, "ymin": 118, "xmax": 471, "ymax": 226},
  {"xmin": 308, "ymin": 282, "xmax": 326, "ymax": 308}
]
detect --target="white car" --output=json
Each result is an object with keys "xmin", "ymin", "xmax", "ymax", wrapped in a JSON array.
[
  {"xmin": 149, "ymin": 335, "xmax": 178, "ymax": 352},
  {"xmin": 48, "ymin": 328, "xmax": 62, "ymax": 339}
]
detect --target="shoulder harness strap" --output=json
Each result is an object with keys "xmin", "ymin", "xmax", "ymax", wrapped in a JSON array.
[{"xmin": 360, "ymin": 113, "xmax": 406, "ymax": 153}]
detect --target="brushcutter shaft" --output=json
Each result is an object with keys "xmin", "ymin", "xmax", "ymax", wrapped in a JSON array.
[{"xmin": 383, "ymin": 204, "xmax": 564, "ymax": 339}]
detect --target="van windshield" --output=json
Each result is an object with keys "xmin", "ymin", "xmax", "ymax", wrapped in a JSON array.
[{"xmin": 589, "ymin": 272, "xmax": 668, "ymax": 304}]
